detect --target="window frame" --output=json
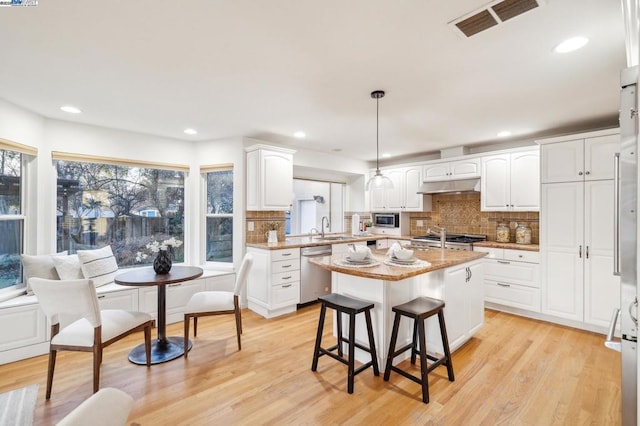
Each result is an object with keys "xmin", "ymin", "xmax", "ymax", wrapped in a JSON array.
[{"xmin": 201, "ymin": 164, "xmax": 234, "ymax": 267}]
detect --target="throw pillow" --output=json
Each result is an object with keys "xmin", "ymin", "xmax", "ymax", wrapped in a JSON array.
[
  {"xmin": 52, "ymin": 254, "xmax": 84, "ymax": 280},
  {"xmin": 21, "ymin": 251, "xmax": 67, "ymax": 296},
  {"xmin": 77, "ymin": 246, "xmax": 119, "ymax": 287}
]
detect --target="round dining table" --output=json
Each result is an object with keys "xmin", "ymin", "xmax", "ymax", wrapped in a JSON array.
[{"xmin": 115, "ymin": 265, "xmax": 203, "ymax": 364}]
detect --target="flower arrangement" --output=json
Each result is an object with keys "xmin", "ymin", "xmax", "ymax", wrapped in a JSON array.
[
  {"xmin": 264, "ymin": 221, "xmax": 280, "ymax": 231},
  {"xmin": 136, "ymin": 237, "xmax": 183, "ymax": 263}
]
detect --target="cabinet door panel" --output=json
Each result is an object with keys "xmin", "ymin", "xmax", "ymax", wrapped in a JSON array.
[
  {"xmin": 403, "ymin": 167, "xmax": 423, "ymax": 210},
  {"xmin": 510, "ymin": 150, "xmax": 540, "ymax": 211},
  {"xmin": 97, "ymin": 290, "xmax": 138, "ymax": 311},
  {"xmin": 481, "ymin": 154, "xmax": 510, "ymax": 211},
  {"xmin": 540, "ymin": 139, "xmax": 584, "ymax": 183},
  {"xmin": 466, "ymin": 262, "xmax": 484, "ymax": 335},
  {"xmin": 542, "ymin": 251, "xmax": 584, "ymax": 320},
  {"xmin": 0, "ymin": 304, "xmax": 47, "ymax": 351},
  {"xmin": 442, "ymin": 265, "xmax": 467, "ymax": 350},
  {"xmin": 262, "ymin": 152, "xmax": 293, "ymax": 209},
  {"xmin": 384, "ymin": 169, "xmax": 404, "ymax": 209},
  {"xmin": 584, "ymin": 134, "xmax": 620, "ymax": 181},
  {"xmin": 423, "ymin": 163, "xmax": 450, "ymax": 181},
  {"xmin": 450, "ymin": 159, "xmax": 481, "ymax": 178}
]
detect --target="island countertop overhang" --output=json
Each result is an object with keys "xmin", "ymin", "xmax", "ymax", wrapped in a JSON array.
[{"xmin": 309, "ymin": 249, "xmax": 486, "ymax": 281}]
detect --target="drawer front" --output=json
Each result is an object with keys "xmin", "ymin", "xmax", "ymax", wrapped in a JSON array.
[
  {"xmin": 272, "ymin": 258, "xmax": 300, "ymax": 274},
  {"xmin": 166, "ymin": 279, "xmax": 206, "ymax": 310},
  {"xmin": 484, "ymin": 259, "xmax": 540, "ymax": 288},
  {"xmin": 485, "ymin": 280, "xmax": 541, "ymax": 312},
  {"xmin": 271, "ymin": 248, "xmax": 300, "ymax": 262},
  {"xmin": 474, "ymin": 247, "xmax": 503, "ymax": 259},
  {"xmin": 272, "ymin": 282, "xmax": 300, "ymax": 307},
  {"xmin": 97, "ymin": 289, "xmax": 139, "ymax": 311},
  {"xmin": 0, "ymin": 304, "xmax": 47, "ymax": 351},
  {"xmin": 504, "ymin": 249, "xmax": 540, "ymax": 264},
  {"xmin": 271, "ymin": 270, "xmax": 300, "ymax": 286}
]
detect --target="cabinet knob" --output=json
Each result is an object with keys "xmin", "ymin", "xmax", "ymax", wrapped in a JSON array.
[
  {"xmin": 585, "ymin": 171, "xmax": 590, "ymax": 175},
  {"xmin": 578, "ymin": 171, "xmax": 583, "ymax": 176}
]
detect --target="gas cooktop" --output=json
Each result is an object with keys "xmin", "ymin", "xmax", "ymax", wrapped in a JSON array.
[{"xmin": 412, "ymin": 233, "xmax": 487, "ymax": 244}]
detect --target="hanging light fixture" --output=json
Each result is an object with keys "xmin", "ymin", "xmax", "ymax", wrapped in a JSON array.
[{"xmin": 366, "ymin": 90, "xmax": 393, "ymax": 190}]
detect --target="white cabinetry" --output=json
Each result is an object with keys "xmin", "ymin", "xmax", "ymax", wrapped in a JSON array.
[
  {"xmin": 246, "ymin": 145, "xmax": 295, "ymax": 211},
  {"xmin": 422, "ymin": 158, "xmax": 481, "ymax": 181},
  {"xmin": 540, "ymin": 133, "xmax": 619, "ymax": 183},
  {"xmin": 427, "ymin": 260, "xmax": 483, "ymax": 352},
  {"xmin": 475, "ymin": 247, "xmax": 541, "ymax": 313},
  {"xmin": 139, "ymin": 279, "xmax": 207, "ymax": 324},
  {"xmin": 97, "ymin": 288, "xmax": 139, "ymax": 311},
  {"xmin": 539, "ymin": 129, "xmax": 620, "ymax": 328},
  {"xmin": 0, "ymin": 302, "xmax": 47, "ymax": 354},
  {"xmin": 246, "ymin": 247, "xmax": 300, "ymax": 318},
  {"xmin": 370, "ymin": 166, "xmax": 426, "ymax": 211},
  {"xmin": 481, "ymin": 149, "xmax": 539, "ymax": 212}
]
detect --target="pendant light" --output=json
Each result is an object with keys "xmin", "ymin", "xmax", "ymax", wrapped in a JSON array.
[{"xmin": 366, "ymin": 90, "xmax": 394, "ymax": 190}]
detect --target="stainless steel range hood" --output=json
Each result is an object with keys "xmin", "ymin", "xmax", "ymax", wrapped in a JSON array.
[{"xmin": 417, "ymin": 178, "xmax": 481, "ymax": 194}]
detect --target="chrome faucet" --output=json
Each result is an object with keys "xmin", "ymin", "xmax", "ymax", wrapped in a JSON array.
[
  {"xmin": 321, "ymin": 216, "xmax": 330, "ymax": 238},
  {"xmin": 309, "ymin": 227, "xmax": 320, "ymax": 237},
  {"xmin": 427, "ymin": 226, "xmax": 446, "ymax": 249}
]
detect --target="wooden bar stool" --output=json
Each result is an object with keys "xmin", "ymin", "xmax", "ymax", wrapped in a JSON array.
[
  {"xmin": 311, "ymin": 293, "xmax": 380, "ymax": 394},
  {"xmin": 383, "ymin": 297, "xmax": 454, "ymax": 403}
]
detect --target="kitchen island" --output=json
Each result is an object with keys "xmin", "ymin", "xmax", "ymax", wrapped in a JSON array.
[{"xmin": 310, "ymin": 249, "xmax": 486, "ymax": 367}]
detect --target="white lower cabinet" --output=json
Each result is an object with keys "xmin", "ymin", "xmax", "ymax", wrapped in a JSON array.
[
  {"xmin": 246, "ymin": 247, "xmax": 301, "ymax": 318},
  {"xmin": 0, "ymin": 302, "xmax": 47, "ymax": 354},
  {"xmin": 427, "ymin": 260, "xmax": 483, "ymax": 353},
  {"xmin": 97, "ymin": 287, "xmax": 139, "ymax": 311},
  {"xmin": 474, "ymin": 247, "xmax": 541, "ymax": 313}
]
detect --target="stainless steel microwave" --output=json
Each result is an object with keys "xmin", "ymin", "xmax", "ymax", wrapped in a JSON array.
[{"xmin": 373, "ymin": 213, "xmax": 400, "ymax": 228}]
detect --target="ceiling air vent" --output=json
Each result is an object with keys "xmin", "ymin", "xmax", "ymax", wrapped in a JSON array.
[{"xmin": 450, "ymin": 0, "xmax": 544, "ymax": 38}]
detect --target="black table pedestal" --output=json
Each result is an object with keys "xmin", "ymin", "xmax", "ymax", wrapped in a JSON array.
[{"xmin": 128, "ymin": 337, "xmax": 192, "ymax": 365}]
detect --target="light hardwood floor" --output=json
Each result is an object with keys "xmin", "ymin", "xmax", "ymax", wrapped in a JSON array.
[{"xmin": 0, "ymin": 306, "xmax": 621, "ymax": 425}]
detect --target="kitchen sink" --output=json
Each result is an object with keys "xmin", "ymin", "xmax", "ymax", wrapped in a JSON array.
[{"xmin": 313, "ymin": 236, "xmax": 355, "ymax": 241}]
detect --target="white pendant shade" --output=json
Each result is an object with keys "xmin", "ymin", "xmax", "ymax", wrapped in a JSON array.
[{"xmin": 365, "ymin": 90, "xmax": 393, "ymax": 191}]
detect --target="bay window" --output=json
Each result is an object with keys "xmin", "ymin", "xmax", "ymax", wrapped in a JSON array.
[
  {"xmin": 0, "ymin": 147, "xmax": 24, "ymax": 289},
  {"xmin": 204, "ymin": 166, "xmax": 233, "ymax": 263}
]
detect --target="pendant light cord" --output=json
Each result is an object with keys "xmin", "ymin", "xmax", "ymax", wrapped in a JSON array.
[{"xmin": 376, "ymin": 96, "xmax": 380, "ymax": 171}]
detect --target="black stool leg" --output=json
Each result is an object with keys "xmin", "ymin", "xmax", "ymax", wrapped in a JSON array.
[
  {"xmin": 411, "ymin": 317, "xmax": 419, "ymax": 365},
  {"xmin": 384, "ymin": 312, "xmax": 402, "ymax": 381},
  {"xmin": 418, "ymin": 317, "xmax": 429, "ymax": 403},
  {"xmin": 364, "ymin": 309, "xmax": 379, "ymax": 376},
  {"xmin": 347, "ymin": 313, "xmax": 356, "ymax": 394},
  {"xmin": 437, "ymin": 311, "xmax": 455, "ymax": 382},
  {"xmin": 336, "ymin": 310, "xmax": 344, "ymax": 357},
  {"xmin": 311, "ymin": 303, "xmax": 327, "ymax": 371}
]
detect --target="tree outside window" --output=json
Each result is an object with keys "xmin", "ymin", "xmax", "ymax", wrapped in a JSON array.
[
  {"xmin": 55, "ymin": 160, "xmax": 185, "ymax": 268},
  {"xmin": 0, "ymin": 149, "xmax": 23, "ymax": 289},
  {"xmin": 206, "ymin": 169, "xmax": 233, "ymax": 263}
]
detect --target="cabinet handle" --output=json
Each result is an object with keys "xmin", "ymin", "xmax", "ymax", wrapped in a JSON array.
[
  {"xmin": 578, "ymin": 171, "xmax": 583, "ymax": 176},
  {"xmin": 281, "ymin": 253, "xmax": 292, "ymax": 257},
  {"xmin": 468, "ymin": 267, "xmax": 472, "ymax": 281},
  {"xmin": 98, "ymin": 295, "xmax": 105, "ymax": 299},
  {"xmin": 579, "ymin": 245, "xmax": 582, "ymax": 258},
  {"xmin": 281, "ymin": 264, "xmax": 292, "ymax": 268},
  {"xmin": 169, "ymin": 283, "xmax": 183, "ymax": 287},
  {"xmin": 586, "ymin": 245, "xmax": 589, "ymax": 259},
  {"xmin": 497, "ymin": 260, "xmax": 510, "ymax": 264},
  {"xmin": 518, "ymin": 254, "xmax": 523, "ymax": 258},
  {"xmin": 497, "ymin": 283, "xmax": 511, "ymax": 287},
  {"xmin": 282, "ymin": 276, "xmax": 292, "ymax": 280},
  {"xmin": 585, "ymin": 171, "xmax": 590, "ymax": 175},
  {"xmin": 282, "ymin": 284, "xmax": 292, "ymax": 288},
  {"xmin": 614, "ymin": 153, "xmax": 621, "ymax": 276}
]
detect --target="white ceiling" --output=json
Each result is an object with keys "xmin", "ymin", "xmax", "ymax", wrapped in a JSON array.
[{"xmin": 0, "ymin": 0, "xmax": 626, "ymax": 163}]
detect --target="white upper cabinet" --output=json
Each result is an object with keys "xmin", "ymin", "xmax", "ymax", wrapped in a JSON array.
[
  {"xmin": 246, "ymin": 145, "xmax": 295, "ymax": 211},
  {"xmin": 540, "ymin": 133, "xmax": 619, "ymax": 183},
  {"xmin": 481, "ymin": 149, "xmax": 539, "ymax": 212},
  {"xmin": 370, "ymin": 165, "xmax": 425, "ymax": 212},
  {"xmin": 423, "ymin": 158, "xmax": 481, "ymax": 182}
]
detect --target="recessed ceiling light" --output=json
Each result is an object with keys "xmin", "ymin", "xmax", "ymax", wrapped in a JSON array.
[
  {"xmin": 554, "ymin": 36, "xmax": 589, "ymax": 53},
  {"xmin": 60, "ymin": 105, "xmax": 81, "ymax": 114},
  {"xmin": 293, "ymin": 131, "xmax": 306, "ymax": 138},
  {"xmin": 184, "ymin": 128, "xmax": 198, "ymax": 135},
  {"xmin": 497, "ymin": 131, "xmax": 511, "ymax": 137},
  {"xmin": 382, "ymin": 153, "xmax": 391, "ymax": 158}
]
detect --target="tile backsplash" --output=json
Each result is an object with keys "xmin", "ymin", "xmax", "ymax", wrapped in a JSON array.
[
  {"xmin": 408, "ymin": 192, "xmax": 539, "ymax": 244},
  {"xmin": 246, "ymin": 211, "xmax": 286, "ymax": 244}
]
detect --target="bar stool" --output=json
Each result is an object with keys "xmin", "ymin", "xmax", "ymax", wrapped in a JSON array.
[
  {"xmin": 383, "ymin": 297, "xmax": 454, "ymax": 403},
  {"xmin": 311, "ymin": 293, "xmax": 380, "ymax": 394}
]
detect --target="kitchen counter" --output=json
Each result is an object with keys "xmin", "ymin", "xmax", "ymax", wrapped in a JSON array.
[
  {"xmin": 246, "ymin": 233, "xmax": 412, "ymax": 250},
  {"xmin": 309, "ymin": 248, "xmax": 486, "ymax": 281},
  {"xmin": 474, "ymin": 241, "xmax": 539, "ymax": 251}
]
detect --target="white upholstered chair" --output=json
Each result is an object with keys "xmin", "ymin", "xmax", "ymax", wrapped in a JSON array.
[
  {"xmin": 29, "ymin": 278, "xmax": 154, "ymax": 399},
  {"xmin": 56, "ymin": 387, "xmax": 134, "ymax": 426},
  {"xmin": 184, "ymin": 253, "xmax": 254, "ymax": 357}
]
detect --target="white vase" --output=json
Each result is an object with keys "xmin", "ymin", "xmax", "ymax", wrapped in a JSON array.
[{"xmin": 266, "ymin": 230, "xmax": 278, "ymax": 244}]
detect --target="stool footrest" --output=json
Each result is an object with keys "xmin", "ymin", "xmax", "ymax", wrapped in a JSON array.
[
  {"xmin": 339, "ymin": 337, "xmax": 375, "ymax": 355},
  {"xmin": 390, "ymin": 365, "xmax": 423, "ymax": 385}
]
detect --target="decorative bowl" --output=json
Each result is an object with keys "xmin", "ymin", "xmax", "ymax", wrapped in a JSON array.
[{"xmin": 393, "ymin": 248, "xmax": 414, "ymax": 260}]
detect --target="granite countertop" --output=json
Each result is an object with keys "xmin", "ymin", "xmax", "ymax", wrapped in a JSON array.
[
  {"xmin": 309, "ymin": 249, "xmax": 486, "ymax": 281},
  {"xmin": 474, "ymin": 241, "xmax": 540, "ymax": 252},
  {"xmin": 246, "ymin": 233, "xmax": 412, "ymax": 250}
]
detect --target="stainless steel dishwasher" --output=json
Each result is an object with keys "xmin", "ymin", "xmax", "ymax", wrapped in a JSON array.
[{"xmin": 299, "ymin": 245, "xmax": 332, "ymax": 305}]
